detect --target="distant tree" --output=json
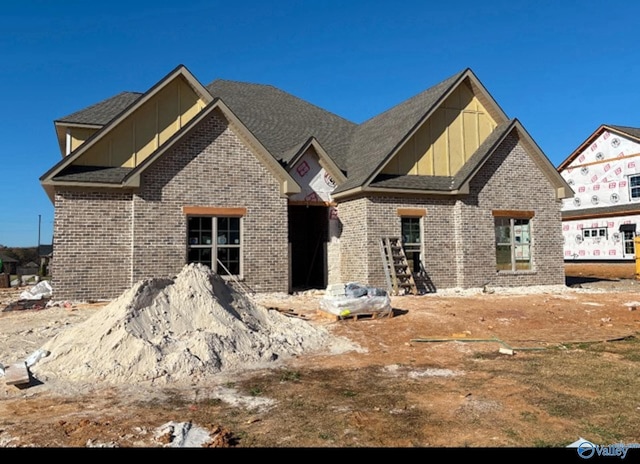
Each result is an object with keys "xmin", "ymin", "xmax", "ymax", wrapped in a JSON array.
[{"xmin": 2, "ymin": 247, "xmax": 39, "ymax": 265}]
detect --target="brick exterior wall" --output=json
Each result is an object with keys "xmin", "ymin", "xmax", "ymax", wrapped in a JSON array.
[
  {"xmin": 132, "ymin": 108, "xmax": 289, "ymax": 294},
  {"xmin": 462, "ymin": 132, "xmax": 565, "ymax": 287},
  {"xmin": 50, "ymin": 114, "xmax": 563, "ymax": 300},
  {"xmin": 336, "ymin": 132, "xmax": 565, "ymax": 292},
  {"xmin": 51, "ymin": 189, "xmax": 133, "ymax": 301},
  {"xmin": 51, "ymin": 108, "xmax": 289, "ymax": 301}
]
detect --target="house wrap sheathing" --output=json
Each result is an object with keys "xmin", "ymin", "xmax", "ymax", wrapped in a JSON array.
[{"xmin": 559, "ymin": 125, "xmax": 640, "ymax": 261}]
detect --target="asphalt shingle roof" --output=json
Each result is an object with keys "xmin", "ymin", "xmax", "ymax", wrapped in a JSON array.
[
  {"xmin": 56, "ymin": 91, "xmax": 143, "ymax": 125},
  {"xmin": 608, "ymin": 125, "xmax": 640, "ymax": 140},
  {"xmin": 206, "ymin": 80, "xmax": 356, "ymax": 171},
  {"xmin": 333, "ymin": 70, "xmax": 467, "ymax": 193},
  {"xmin": 50, "ymin": 68, "xmax": 520, "ymax": 194},
  {"xmin": 52, "ymin": 165, "xmax": 133, "ymax": 184},
  {"xmin": 561, "ymin": 203, "xmax": 640, "ymax": 220}
]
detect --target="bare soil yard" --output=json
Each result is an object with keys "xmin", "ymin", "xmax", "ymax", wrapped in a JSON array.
[{"xmin": 1, "ymin": 262, "xmax": 639, "ymax": 448}]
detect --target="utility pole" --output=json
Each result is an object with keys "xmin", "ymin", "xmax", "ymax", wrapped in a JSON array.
[{"xmin": 38, "ymin": 214, "xmax": 41, "ymax": 248}]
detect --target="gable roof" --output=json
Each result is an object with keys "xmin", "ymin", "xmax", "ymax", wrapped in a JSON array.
[
  {"xmin": 558, "ymin": 124, "xmax": 640, "ymax": 171},
  {"xmin": 337, "ymin": 69, "xmax": 468, "ymax": 193},
  {"xmin": 334, "ymin": 68, "xmax": 512, "ymax": 195},
  {"xmin": 42, "ymin": 88, "xmax": 302, "ymax": 198},
  {"xmin": 41, "ymin": 65, "xmax": 214, "ymax": 198},
  {"xmin": 206, "ymin": 79, "xmax": 356, "ymax": 171},
  {"xmin": 338, "ymin": 119, "xmax": 573, "ymax": 200},
  {"xmin": 43, "ymin": 66, "xmax": 570, "ymax": 201}
]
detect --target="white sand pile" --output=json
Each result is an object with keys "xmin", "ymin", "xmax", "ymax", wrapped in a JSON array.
[{"xmin": 31, "ymin": 263, "xmax": 357, "ymax": 386}]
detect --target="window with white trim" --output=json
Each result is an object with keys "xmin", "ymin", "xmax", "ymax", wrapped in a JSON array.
[
  {"xmin": 495, "ymin": 217, "xmax": 531, "ymax": 271},
  {"xmin": 187, "ymin": 216, "xmax": 242, "ymax": 276},
  {"xmin": 629, "ymin": 174, "xmax": 640, "ymax": 200}
]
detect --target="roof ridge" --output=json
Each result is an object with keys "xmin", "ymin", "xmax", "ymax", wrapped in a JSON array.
[
  {"xmin": 356, "ymin": 69, "xmax": 467, "ymax": 127},
  {"xmin": 206, "ymin": 78, "xmax": 357, "ymax": 126}
]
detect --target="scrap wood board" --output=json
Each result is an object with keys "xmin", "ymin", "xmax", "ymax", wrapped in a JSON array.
[
  {"xmin": 318, "ymin": 309, "xmax": 394, "ymax": 321},
  {"xmin": 5, "ymin": 362, "xmax": 30, "ymax": 386},
  {"xmin": 267, "ymin": 307, "xmax": 308, "ymax": 319}
]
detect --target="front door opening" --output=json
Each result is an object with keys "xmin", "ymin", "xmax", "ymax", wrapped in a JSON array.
[{"xmin": 288, "ymin": 205, "xmax": 328, "ymax": 292}]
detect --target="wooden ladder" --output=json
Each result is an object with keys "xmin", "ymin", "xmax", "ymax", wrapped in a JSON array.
[{"xmin": 380, "ymin": 236, "xmax": 418, "ymax": 296}]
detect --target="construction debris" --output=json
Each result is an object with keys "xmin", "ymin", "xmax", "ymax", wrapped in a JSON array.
[
  {"xmin": 319, "ymin": 282, "xmax": 392, "ymax": 320},
  {"xmin": 4, "ymin": 362, "xmax": 29, "ymax": 386}
]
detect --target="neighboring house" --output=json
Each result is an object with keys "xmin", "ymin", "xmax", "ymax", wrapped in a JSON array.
[
  {"xmin": 38, "ymin": 244, "xmax": 53, "ymax": 276},
  {"xmin": 17, "ymin": 261, "xmax": 40, "ymax": 276},
  {"xmin": 0, "ymin": 253, "xmax": 18, "ymax": 275},
  {"xmin": 558, "ymin": 125, "xmax": 640, "ymax": 261},
  {"xmin": 40, "ymin": 65, "xmax": 572, "ymax": 301}
]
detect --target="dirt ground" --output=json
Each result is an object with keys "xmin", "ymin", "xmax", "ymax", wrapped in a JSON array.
[{"xmin": 1, "ymin": 262, "xmax": 640, "ymax": 448}]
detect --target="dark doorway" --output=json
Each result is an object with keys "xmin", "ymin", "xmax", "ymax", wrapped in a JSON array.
[{"xmin": 288, "ymin": 205, "xmax": 328, "ymax": 291}]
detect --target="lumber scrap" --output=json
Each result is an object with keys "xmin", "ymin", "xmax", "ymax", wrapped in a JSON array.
[{"xmin": 5, "ymin": 362, "xmax": 30, "ymax": 386}]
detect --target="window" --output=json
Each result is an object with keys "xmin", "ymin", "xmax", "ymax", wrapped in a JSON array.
[
  {"xmin": 619, "ymin": 224, "xmax": 636, "ymax": 255},
  {"xmin": 582, "ymin": 227, "xmax": 607, "ymax": 239},
  {"xmin": 495, "ymin": 217, "xmax": 531, "ymax": 271},
  {"xmin": 187, "ymin": 216, "xmax": 242, "ymax": 276},
  {"xmin": 629, "ymin": 175, "xmax": 640, "ymax": 200},
  {"xmin": 401, "ymin": 217, "xmax": 421, "ymax": 273}
]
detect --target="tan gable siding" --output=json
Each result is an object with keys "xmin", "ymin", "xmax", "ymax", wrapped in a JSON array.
[
  {"xmin": 73, "ymin": 76, "xmax": 206, "ymax": 168},
  {"xmin": 381, "ymin": 81, "xmax": 497, "ymax": 177},
  {"xmin": 70, "ymin": 127, "xmax": 98, "ymax": 153}
]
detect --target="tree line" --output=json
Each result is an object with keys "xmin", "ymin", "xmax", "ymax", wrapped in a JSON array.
[{"xmin": 0, "ymin": 246, "xmax": 40, "ymax": 266}]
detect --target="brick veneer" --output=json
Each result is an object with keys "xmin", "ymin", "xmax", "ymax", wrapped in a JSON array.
[
  {"xmin": 51, "ymin": 189, "xmax": 133, "ymax": 301},
  {"xmin": 51, "ymin": 116, "xmax": 563, "ymax": 300},
  {"xmin": 336, "ymin": 132, "xmax": 565, "ymax": 292},
  {"xmin": 51, "ymin": 109, "xmax": 289, "ymax": 301}
]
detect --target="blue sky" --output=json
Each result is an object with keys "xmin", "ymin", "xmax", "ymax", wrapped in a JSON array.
[{"xmin": 2, "ymin": 0, "xmax": 639, "ymax": 247}]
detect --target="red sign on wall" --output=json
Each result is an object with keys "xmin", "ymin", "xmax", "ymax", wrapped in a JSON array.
[
  {"xmin": 296, "ymin": 161, "xmax": 310, "ymax": 177},
  {"xmin": 304, "ymin": 191, "xmax": 320, "ymax": 202}
]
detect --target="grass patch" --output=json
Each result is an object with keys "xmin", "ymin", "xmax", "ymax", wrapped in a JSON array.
[{"xmin": 279, "ymin": 370, "xmax": 301, "ymax": 382}]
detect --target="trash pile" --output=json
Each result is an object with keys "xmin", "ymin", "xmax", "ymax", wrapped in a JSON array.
[
  {"xmin": 25, "ymin": 263, "xmax": 358, "ymax": 386},
  {"xmin": 2, "ymin": 280, "xmax": 53, "ymax": 312}
]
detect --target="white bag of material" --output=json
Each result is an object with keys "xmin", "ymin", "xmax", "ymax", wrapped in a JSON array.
[
  {"xmin": 19, "ymin": 280, "xmax": 53, "ymax": 300},
  {"xmin": 319, "ymin": 292, "xmax": 392, "ymax": 318}
]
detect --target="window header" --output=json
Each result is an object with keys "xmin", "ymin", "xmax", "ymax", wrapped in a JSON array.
[
  {"xmin": 183, "ymin": 206, "xmax": 247, "ymax": 216},
  {"xmin": 397, "ymin": 208, "xmax": 426, "ymax": 217},
  {"xmin": 492, "ymin": 210, "xmax": 534, "ymax": 219}
]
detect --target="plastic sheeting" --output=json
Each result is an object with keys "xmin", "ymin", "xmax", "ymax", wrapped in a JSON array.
[{"xmin": 319, "ymin": 283, "xmax": 392, "ymax": 318}]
